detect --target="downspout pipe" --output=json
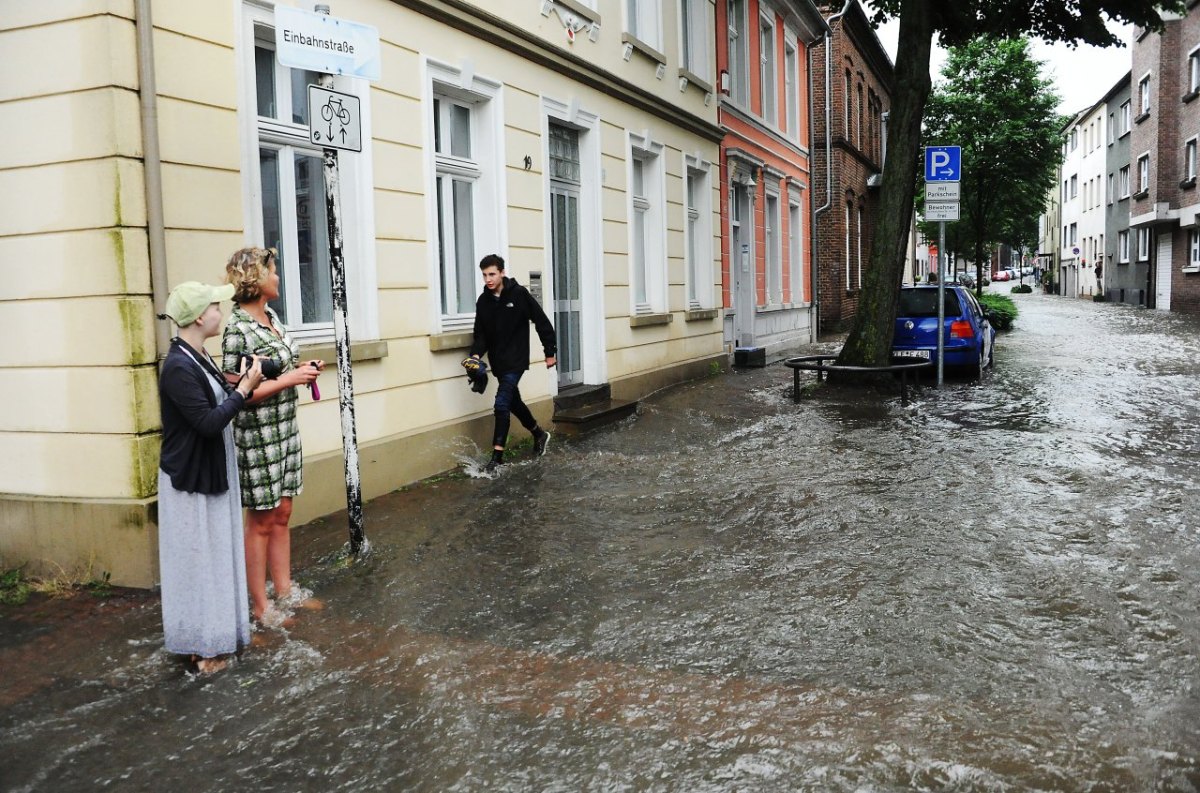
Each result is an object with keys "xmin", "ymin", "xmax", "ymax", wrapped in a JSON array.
[
  {"xmin": 810, "ymin": 0, "xmax": 852, "ymax": 343},
  {"xmin": 134, "ymin": 0, "xmax": 171, "ymax": 361}
]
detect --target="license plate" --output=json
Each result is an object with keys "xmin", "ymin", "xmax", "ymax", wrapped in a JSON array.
[{"xmin": 894, "ymin": 349, "xmax": 931, "ymax": 359}]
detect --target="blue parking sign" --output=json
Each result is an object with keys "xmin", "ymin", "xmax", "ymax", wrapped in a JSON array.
[{"xmin": 925, "ymin": 146, "xmax": 961, "ymax": 182}]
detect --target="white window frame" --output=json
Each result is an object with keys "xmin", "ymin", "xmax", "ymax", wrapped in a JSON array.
[
  {"xmin": 1108, "ymin": 174, "xmax": 1114, "ymax": 205},
  {"xmin": 856, "ymin": 205, "xmax": 864, "ymax": 287},
  {"xmin": 1070, "ymin": 174, "xmax": 1078, "ymax": 198},
  {"xmin": 1138, "ymin": 153, "xmax": 1150, "ymax": 193},
  {"xmin": 1070, "ymin": 223, "xmax": 1078, "ymax": 246},
  {"xmin": 1118, "ymin": 230, "xmax": 1130, "ymax": 263},
  {"xmin": 1119, "ymin": 165, "xmax": 1130, "ymax": 198},
  {"xmin": 788, "ymin": 189, "xmax": 803, "ymax": 304},
  {"xmin": 1189, "ymin": 229, "xmax": 1200, "ymax": 270},
  {"xmin": 237, "ymin": 2, "xmax": 378, "ymax": 342},
  {"xmin": 759, "ymin": 12, "xmax": 777, "ymax": 126},
  {"xmin": 728, "ymin": 0, "xmax": 749, "ymax": 107},
  {"xmin": 424, "ymin": 59, "xmax": 506, "ymax": 331},
  {"xmin": 1120, "ymin": 100, "xmax": 1131, "ymax": 134},
  {"xmin": 784, "ymin": 36, "xmax": 799, "ymax": 140},
  {"xmin": 679, "ymin": 0, "xmax": 709, "ymax": 81},
  {"xmin": 1137, "ymin": 228, "xmax": 1150, "ymax": 261},
  {"xmin": 1070, "ymin": 129, "xmax": 1078, "ymax": 150},
  {"xmin": 764, "ymin": 187, "xmax": 782, "ymax": 305},
  {"xmin": 1139, "ymin": 73, "xmax": 1151, "ymax": 115},
  {"xmin": 628, "ymin": 133, "xmax": 666, "ymax": 314},
  {"xmin": 1108, "ymin": 112, "xmax": 1115, "ymax": 143},
  {"xmin": 1190, "ymin": 47, "xmax": 1200, "ymax": 93},
  {"xmin": 626, "ymin": 0, "xmax": 663, "ymax": 52},
  {"xmin": 1186, "ymin": 137, "xmax": 1197, "ymax": 180},
  {"xmin": 683, "ymin": 155, "xmax": 714, "ymax": 309}
]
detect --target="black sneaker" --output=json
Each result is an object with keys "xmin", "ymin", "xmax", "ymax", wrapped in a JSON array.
[
  {"xmin": 532, "ymin": 428, "xmax": 550, "ymax": 457},
  {"xmin": 483, "ymin": 450, "xmax": 505, "ymax": 473}
]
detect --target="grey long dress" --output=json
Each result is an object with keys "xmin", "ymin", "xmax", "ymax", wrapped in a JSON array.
[{"xmin": 157, "ymin": 351, "xmax": 251, "ymax": 658}]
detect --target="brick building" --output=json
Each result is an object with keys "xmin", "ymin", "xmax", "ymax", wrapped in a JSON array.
[
  {"xmin": 1130, "ymin": 5, "xmax": 1200, "ymax": 313},
  {"xmin": 809, "ymin": 0, "xmax": 892, "ymax": 332},
  {"xmin": 716, "ymin": 0, "xmax": 827, "ymax": 354}
]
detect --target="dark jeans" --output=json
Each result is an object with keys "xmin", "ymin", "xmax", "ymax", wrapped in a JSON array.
[{"xmin": 492, "ymin": 371, "xmax": 537, "ymax": 449}]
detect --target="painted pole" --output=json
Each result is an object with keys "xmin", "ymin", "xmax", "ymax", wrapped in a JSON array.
[
  {"xmin": 937, "ymin": 220, "xmax": 946, "ymax": 387},
  {"xmin": 318, "ymin": 67, "xmax": 366, "ymax": 554}
]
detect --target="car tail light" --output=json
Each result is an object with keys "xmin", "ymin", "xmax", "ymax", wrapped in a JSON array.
[{"xmin": 949, "ymin": 320, "xmax": 974, "ymax": 339}]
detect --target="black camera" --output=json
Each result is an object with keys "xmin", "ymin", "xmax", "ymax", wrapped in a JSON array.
[{"xmin": 237, "ymin": 352, "xmax": 282, "ymax": 380}]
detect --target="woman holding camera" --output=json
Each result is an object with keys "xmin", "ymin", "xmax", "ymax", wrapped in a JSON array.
[
  {"xmin": 221, "ymin": 247, "xmax": 323, "ymax": 623},
  {"xmin": 158, "ymin": 281, "xmax": 264, "ymax": 673}
]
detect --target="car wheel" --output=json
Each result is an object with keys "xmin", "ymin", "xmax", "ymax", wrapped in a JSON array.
[{"xmin": 973, "ymin": 346, "xmax": 986, "ymax": 381}]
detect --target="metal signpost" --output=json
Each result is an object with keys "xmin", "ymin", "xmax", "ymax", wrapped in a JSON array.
[
  {"xmin": 925, "ymin": 146, "xmax": 961, "ymax": 388},
  {"xmin": 277, "ymin": 6, "xmax": 380, "ymax": 555}
]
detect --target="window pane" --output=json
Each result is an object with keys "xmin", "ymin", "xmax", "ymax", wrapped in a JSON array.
[
  {"xmin": 453, "ymin": 179, "xmax": 476, "ymax": 315},
  {"xmin": 632, "ymin": 158, "xmax": 645, "ymax": 196},
  {"xmin": 437, "ymin": 177, "xmax": 450, "ymax": 314},
  {"xmin": 294, "ymin": 154, "xmax": 333, "ymax": 323},
  {"xmin": 291, "ymin": 68, "xmax": 322, "ymax": 125},
  {"xmin": 255, "ymin": 45, "xmax": 277, "ymax": 119},
  {"xmin": 433, "ymin": 98, "xmax": 442, "ymax": 154},
  {"xmin": 259, "ymin": 147, "xmax": 286, "ymax": 323},
  {"xmin": 633, "ymin": 208, "xmax": 647, "ymax": 305},
  {"xmin": 451, "ymin": 104, "xmax": 471, "ymax": 159}
]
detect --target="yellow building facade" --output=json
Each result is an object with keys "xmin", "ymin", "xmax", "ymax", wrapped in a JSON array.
[{"xmin": 0, "ymin": 0, "xmax": 724, "ymax": 586}]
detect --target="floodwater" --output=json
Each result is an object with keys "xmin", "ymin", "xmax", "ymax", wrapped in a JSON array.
[{"xmin": 4, "ymin": 290, "xmax": 1200, "ymax": 791}]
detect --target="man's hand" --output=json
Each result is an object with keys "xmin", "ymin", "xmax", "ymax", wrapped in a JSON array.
[{"xmin": 545, "ymin": 356, "xmax": 556, "ymax": 369}]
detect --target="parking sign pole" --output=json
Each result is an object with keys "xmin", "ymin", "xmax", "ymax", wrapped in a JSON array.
[{"xmin": 937, "ymin": 220, "xmax": 945, "ymax": 387}]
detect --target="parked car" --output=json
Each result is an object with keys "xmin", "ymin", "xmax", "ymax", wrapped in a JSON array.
[
  {"xmin": 992, "ymin": 269, "xmax": 1010, "ymax": 281},
  {"xmin": 891, "ymin": 285, "xmax": 996, "ymax": 379}
]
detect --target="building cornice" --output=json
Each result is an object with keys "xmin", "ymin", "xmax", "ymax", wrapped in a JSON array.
[{"xmin": 387, "ymin": 0, "xmax": 724, "ymax": 143}]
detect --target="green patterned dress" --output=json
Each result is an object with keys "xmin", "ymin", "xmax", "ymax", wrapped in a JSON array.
[{"xmin": 221, "ymin": 305, "xmax": 303, "ymax": 510}]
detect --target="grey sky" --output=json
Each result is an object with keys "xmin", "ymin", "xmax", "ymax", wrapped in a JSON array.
[{"xmin": 872, "ymin": 18, "xmax": 1134, "ymax": 116}]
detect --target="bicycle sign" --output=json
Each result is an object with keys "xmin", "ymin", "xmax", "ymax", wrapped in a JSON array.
[{"xmin": 307, "ymin": 85, "xmax": 361, "ymax": 152}]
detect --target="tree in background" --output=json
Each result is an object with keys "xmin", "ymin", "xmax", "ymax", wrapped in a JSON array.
[
  {"xmin": 836, "ymin": 0, "xmax": 1183, "ymax": 372},
  {"xmin": 919, "ymin": 37, "xmax": 1061, "ymax": 297}
]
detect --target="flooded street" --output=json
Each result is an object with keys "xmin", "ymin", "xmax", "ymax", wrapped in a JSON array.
[{"xmin": 4, "ymin": 290, "xmax": 1200, "ymax": 791}]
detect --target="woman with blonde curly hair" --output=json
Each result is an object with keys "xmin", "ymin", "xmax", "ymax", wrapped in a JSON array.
[{"xmin": 221, "ymin": 247, "xmax": 324, "ymax": 623}]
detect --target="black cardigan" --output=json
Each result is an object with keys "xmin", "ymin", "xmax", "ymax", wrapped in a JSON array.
[
  {"xmin": 158, "ymin": 339, "xmax": 245, "ymax": 494},
  {"xmin": 469, "ymin": 277, "xmax": 557, "ymax": 374}
]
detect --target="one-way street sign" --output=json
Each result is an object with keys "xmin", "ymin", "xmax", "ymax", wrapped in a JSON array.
[{"xmin": 925, "ymin": 146, "xmax": 961, "ymax": 182}]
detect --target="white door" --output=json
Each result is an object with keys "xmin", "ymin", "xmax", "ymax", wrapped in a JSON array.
[
  {"xmin": 731, "ymin": 184, "xmax": 755, "ymax": 347},
  {"xmin": 549, "ymin": 124, "xmax": 583, "ymax": 387},
  {"xmin": 1155, "ymin": 231, "xmax": 1172, "ymax": 311}
]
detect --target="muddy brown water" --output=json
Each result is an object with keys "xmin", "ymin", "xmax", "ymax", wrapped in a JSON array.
[{"xmin": 3, "ymin": 290, "xmax": 1200, "ymax": 791}]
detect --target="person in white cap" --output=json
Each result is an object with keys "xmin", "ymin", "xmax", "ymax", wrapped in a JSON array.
[{"xmin": 157, "ymin": 281, "xmax": 264, "ymax": 674}]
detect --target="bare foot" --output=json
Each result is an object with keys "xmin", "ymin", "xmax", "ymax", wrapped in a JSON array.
[
  {"xmin": 195, "ymin": 657, "xmax": 228, "ymax": 675},
  {"xmin": 297, "ymin": 597, "xmax": 325, "ymax": 611}
]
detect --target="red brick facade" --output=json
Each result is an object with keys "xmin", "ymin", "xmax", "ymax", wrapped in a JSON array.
[{"xmin": 809, "ymin": 0, "xmax": 892, "ymax": 331}]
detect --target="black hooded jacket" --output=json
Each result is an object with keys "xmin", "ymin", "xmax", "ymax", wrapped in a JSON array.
[{"xmin": 469, "ymin": 276, "xmax": 557, "ymax": 375}]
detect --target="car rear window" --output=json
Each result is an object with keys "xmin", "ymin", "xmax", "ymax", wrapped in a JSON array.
[{"xmin": 898, "ymin": 289, "xmax": 962, "ymax": 317}]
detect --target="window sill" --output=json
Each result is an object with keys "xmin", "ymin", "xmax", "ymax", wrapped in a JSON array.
[
  {"xmin": 1182, "ymin": 177, "xmax": 1197, "ymax": 190},
  {"xmin": 300, "ymin": 339, "xmax": 389, "ymax": 365},
  {"xmin": 551, "ymin": 0, "xmax": 601, "ymax": 25},
  {"xmin": 428, "ymin": 330, "xmax": 474, "ymax": 352},
  {"xmin": 756, "ymin": 303, "xmax": 787, "ymax": 313},
  {"xmin": 1118, "ymin": 259, "xmax": 1131, "ymax": 265},
  {"xmin": 1135, "ymin": 111, "xmax": 1151, "ymax": 124},
  {"xmin": 1184, "ymin": 88, "xmax": 1200, "ymax": 104},
  {"xmin": 685, "ymin": 308, "xmax": 719, "ymax": 321},
  {"xmin": 621, "ymin": 32, "xmax": 666, "ymax": 66},
  {"xmin": 678, "ymin": 67, "xmax": 713, "ymax": 95},
  {"xmin": 1183, "ymin": 266, "xmax": 1200, "ymax": 274},
  {"xmin": 629, "ymin": 312, "xmax": 672, "ymax": 327},
  {"xmin": 1132, "ymin": 189, "xmax": 1150, "ymax": 200}
]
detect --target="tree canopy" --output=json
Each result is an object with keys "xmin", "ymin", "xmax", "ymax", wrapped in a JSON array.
[
  {"xmin": 919, "ymin": 37, "xmax": 1062, "ymax": 292},
  {"xmin": 835, "ymin": 0, "xmax": 1184, "ymax": 372}
]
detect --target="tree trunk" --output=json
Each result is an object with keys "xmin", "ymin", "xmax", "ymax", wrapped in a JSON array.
[{"xmin": 836, "ymin": 0, "xmax": 934, "ymax": 370}]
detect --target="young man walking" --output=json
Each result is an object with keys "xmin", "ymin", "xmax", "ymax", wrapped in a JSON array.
[{"xmin": 466, "ymin": 254, "xmax": 557, "ymax": 472}]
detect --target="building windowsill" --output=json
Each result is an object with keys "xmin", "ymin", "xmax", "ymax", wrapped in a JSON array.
[
  {"xmin": 1135, "ymin": 111, "xmax": 1151, "ymax": 124},
  {"xmin": 678, "ymin": 67, "xmax": 714, "ymax": 95},
  {"xmin": 630, "ymin": 312, "xmax": 672, "ymax": 327},
  {"xmin": 1183, "ymin": 266, "xmax": 1200, "ymax": 274},
  {"xmin": 551, "ymin": 0, "xmax": 601, "ymax": 26},
  {"xmin": 684, "ymin": 308, "xmax": 719, "ymax": 321},
  {"xmin": 621, "ymin": 32, "xmax": 666, "ymax": 65},
  {"xmin": 1132, "ymin": 189, "xmax": 1150, "ymax": 200},
  {"xmin": 1185, "ymin": 88, "xmax": 1200, "ymax": 104},
  {"xmin": 1182, "ymin": 177, "xmax": 1197, "ymax": 190},
  {"xmin": 428, "ymin": 330, "xmax": 474, "ymax": 352},
  {"xmin": 301, "ymin": 339, "xmax": 389, "ymax": 365}
]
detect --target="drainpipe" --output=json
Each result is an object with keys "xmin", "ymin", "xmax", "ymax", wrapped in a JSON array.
[
  {"xmin": 810, "ymin": 0, "xmax": 852, "ymax": 343},
  {"xmin": 134, "ymin": 0, "xmax": 171, "ymax": 361}
]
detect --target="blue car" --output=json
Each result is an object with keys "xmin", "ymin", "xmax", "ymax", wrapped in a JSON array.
[{"xmin": 891, "ymin": 285, "xmax": 996, "ymax": 379}]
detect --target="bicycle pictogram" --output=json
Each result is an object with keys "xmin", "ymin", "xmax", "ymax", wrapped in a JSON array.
[{"xmin": 321, "ymin": 97, "xmax": 351, "ymax": 126}]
